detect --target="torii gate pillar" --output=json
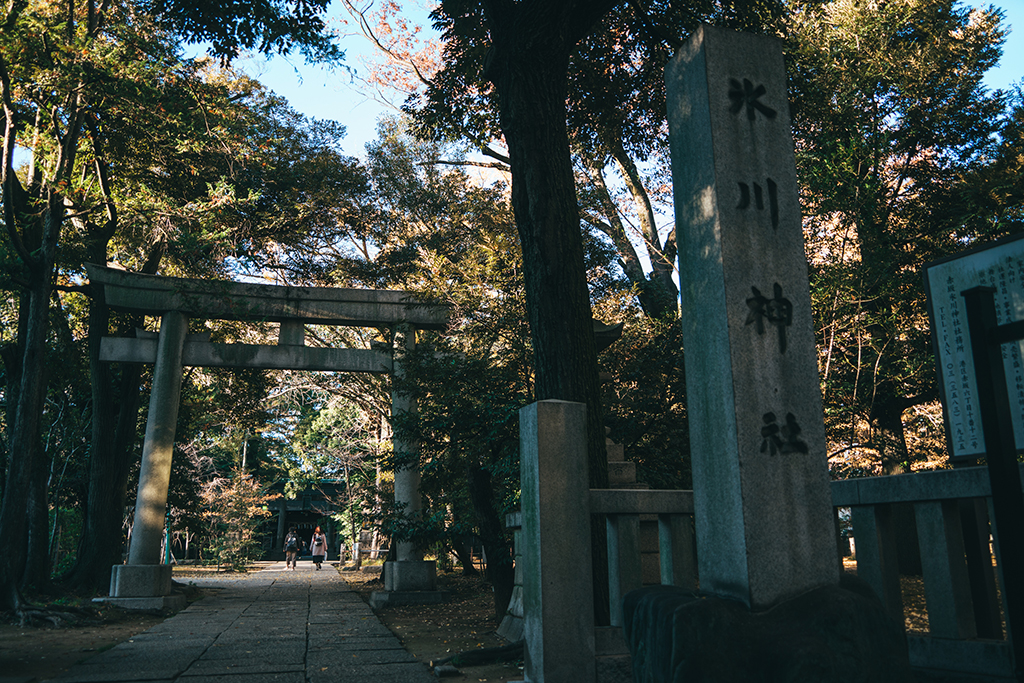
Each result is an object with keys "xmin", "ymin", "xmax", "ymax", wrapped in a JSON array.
[
  {"xmin": 376, "ymin": 323, "xmax": 443, "ymax": 604},
  {"xmin": 108, "ymin": 310, "xmax": 189, "ymax": 609}
]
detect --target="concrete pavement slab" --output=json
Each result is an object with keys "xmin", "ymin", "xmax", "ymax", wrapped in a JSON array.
[
  {"xmin": 180, "ymin": 661, "xmax": 303, "ymax": 676},
  {"xmin": 309, "ymin": 634, "xmax": 404, "ymax": 650},
  {"xmin": 50, "ymin": 562, "xmax": 433, "ymax": 683},
  {"xmin": 197, "ymin": 652, "xmax": 297, "ymax": 664},
  {"xmin": 306, "ymin": 647, "xmax": 417, "ymax": 667},
  {"xmin": 173, "ymin": 674, "xmax": 304, "ymax": 683},
  {"xmin": 51, "ymin": 663, "xmax": 185, "ymax": 682},
  {"xmin": 306, "ymin": 662, "xmax": 436, "ymax": 683}
]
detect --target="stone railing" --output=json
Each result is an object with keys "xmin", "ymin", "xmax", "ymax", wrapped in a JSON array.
[
  {"xmin": 833, "ymin": 465, "xmax": 1022, "ymax": 680},
  {"xmin": 498, "ymin": 488, "xmax": 698, "ymax": 681},
  {"xmin": 589, "ymin": 489, "xmax": 696, "ymax": 627},
  {"xmin": 508, "ymin": 400, "xmax": 1020, "ymax": 681}
]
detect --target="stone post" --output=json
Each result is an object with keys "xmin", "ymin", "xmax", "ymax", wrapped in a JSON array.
[
  {"xmin": 520, "ymin": 400, "xmax": 595, "ymax": 683},
  {"xmin": 110, "ymin": 310, "xmax": 188, "ymax": 605},
  {"xmin": 666, "ymin": 25, "xmax": 838, "ymax": 609}
]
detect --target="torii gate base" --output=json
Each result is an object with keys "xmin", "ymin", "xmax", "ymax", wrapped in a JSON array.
[
  {"xmin": 104, "ymin": 565, "xmax": 185, "ymax": 611},
  {"xmin": 369, "ymin": 561, "xmax": 451, "ymax": 609}
]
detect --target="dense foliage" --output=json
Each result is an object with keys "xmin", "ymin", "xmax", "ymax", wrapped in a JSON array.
[
  {"xmin": 0, "ymin": 0, "xmax": 359, "ymax": 608},
  {"xmin": 788, "ymin": 0, "xmax": 1021, "ymax": 475}
]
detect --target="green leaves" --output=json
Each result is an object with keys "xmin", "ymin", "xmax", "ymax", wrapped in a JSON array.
[
  {"xmin": 789, "ymin": 0, "xmax": 1014, "ymax": 474},
  {"xmin": 143, "ymin": 0, "xmax": 343, "ymax": 64}
]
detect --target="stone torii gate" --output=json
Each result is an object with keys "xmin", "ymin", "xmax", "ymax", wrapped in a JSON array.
[{"xmin": 86, "ymin": 264, "xmax": 449, "ymax": 609}]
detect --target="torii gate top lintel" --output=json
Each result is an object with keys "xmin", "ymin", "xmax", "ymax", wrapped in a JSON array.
[{"xmin": 85, "ymin": 263, "xmax": 449, "ymax": 330}]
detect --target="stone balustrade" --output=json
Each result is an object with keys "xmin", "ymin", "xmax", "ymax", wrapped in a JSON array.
[
  {"xmin": 507, "ymin": 442, "xmax": 1023, "ymax": 681},
  {"xmin": 833, "ymin": 464, "xmax": 1023, "ymax": 680}
]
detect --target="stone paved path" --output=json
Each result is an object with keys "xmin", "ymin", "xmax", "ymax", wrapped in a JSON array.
[{"xmin": 51, "ymin": 562, "xmax": 435, "ymax": 683}]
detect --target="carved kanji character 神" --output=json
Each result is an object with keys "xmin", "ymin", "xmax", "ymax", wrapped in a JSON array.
[{"xmin": 746, "ymin": 283, "xmax": 793, "ymax": 353}]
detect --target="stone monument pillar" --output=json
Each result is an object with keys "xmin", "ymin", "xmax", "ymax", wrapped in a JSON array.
[
  {"xmin": 666, "ymin": 25, "xmax": 837, "ymax": 609},
  {"xmin": 109, "ymin": 310, "xmax": 188, "ymax": 608},
  {"xmin": 520, "ymin": 400, "xmax": 596, "ymax": 683},
  {"xmin": 622, "ymin": 26, "xmax": 909, "ymax": 681}
]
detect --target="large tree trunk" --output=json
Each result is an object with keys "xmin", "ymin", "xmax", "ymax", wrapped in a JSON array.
[
  {"xmin": 0, "ymin": 194, "xmax": 63, "ymax": 610},
  {"xmin": 480, "ymin": 0, "xmax": 618, "ymax": 624},
  {"xmin": 70, "ymin": 244, "xmax": 159, "ymax": 593},
  {"xmin": 467, "ymin": 461, "xmax": 513, "ymax": 619},
  {"xmin": 450, "ymin": 535, "xmax": 479, "ymax": 576},
  {"xmin": 68, "ymin": 291, "xmax": 135, "ymax": 591},
  {"xmin": 584, "ymin": 158, "xmax": 675, "ymax": 319},
  {"xmin": 68, "ymin": 346, "xmax": 144, "ymax": 592},
  {"xmin": 483, "ymin": 0, "xmax": 613, "ymax": 487},
  {"xmin": 0, "ymin": 296, "xmax": 26, "ymax": 498},
  {"xmin": 606, "ymin": 139, "xmax": 678, "ymax": 317},
  {"xmin": 22, "ymin": 439, "xmax": 52, "ymax": 591}
]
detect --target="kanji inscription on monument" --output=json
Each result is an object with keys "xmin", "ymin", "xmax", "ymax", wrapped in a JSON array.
[
  {"xmin": 736, "ymin": 179, "xmax": 779, "ymax": 229},
  {"xmin": 667, "ymin": 25, "xmax": 837, "ymax": 608},
  {"xmin": 760, "ymin": 411, "xmax": 809, "ymax": 456},
  {"xmin": 728, "ymin": 78, "xmax": 777, "ymax": 120},
  {"xmin": 746, "ymin": 283, "xmax": 792, "ymax": 353}
]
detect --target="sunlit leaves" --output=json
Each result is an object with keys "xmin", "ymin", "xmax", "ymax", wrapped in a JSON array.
[
  {"xmin": 200, "ymin": 466, "xmax": 273, "ymax": 569},
  {"xmin": 788, "ymin": 0, "xmax": 1012, "ymax": 473}
]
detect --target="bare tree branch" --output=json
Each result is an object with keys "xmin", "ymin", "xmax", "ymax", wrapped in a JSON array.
[{"xmin": 418, "ymin": 158, "xmax": 510, "ymax": 172}]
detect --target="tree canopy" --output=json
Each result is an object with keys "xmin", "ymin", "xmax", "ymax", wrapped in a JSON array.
[
  {"xmin": 0, "ymin": 0, "xmax": 356, "ymax": 608},
  {"xmin": 145, "ymin": 0, "xmax": 343, "ymax": 63},
  {"xmin": 788, "ymin": 0, "xmax": 1019, "ymax": 474}
]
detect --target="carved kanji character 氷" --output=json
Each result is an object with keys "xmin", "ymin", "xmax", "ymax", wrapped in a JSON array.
[{"xmin": 728, "ymin": 78, "xmax": 777, "ymax": 121}]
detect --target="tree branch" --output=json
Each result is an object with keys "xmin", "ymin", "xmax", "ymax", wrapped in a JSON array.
[
  {"xmin": 625, "ymin": 0, "xmax": 682, "ymax": 52},
  {"xmin": 0, "ymin": 52, "xmax": 34, "ymax": 266},
  {"xmin": 418, "ymin": 158, "xmax": 510, "ymax": 172},
  {"xmin": 480, "ymin": 144, "xmax": 510, "ymax": 165},
  {"xmin": 54, "ymin": 282, "xmax": 91, "ymax": 295},
  {"xmin": 340, "ymin": 0, "xmax": 434, "ymax": 90},
  {"xmin": 86, "ymin": 115, "xmax": 117, "ymax": 241}
]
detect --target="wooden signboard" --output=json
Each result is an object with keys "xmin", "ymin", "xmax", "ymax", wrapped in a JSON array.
[{"xmin": 924, "ymin": 232, "xmax": 1024, "ymax": 460}]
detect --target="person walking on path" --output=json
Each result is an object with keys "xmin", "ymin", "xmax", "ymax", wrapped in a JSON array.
[
  {"xmin": 284, "ymin": 526, "xmax": 302, "ymax": 570},
  {"xmin": 310, "ymin": 526, "xmax": 327, "ymax": 570}
]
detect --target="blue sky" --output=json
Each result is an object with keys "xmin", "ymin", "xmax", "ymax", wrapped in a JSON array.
[
  {"xmin": 232, "ymin": 2, "xmax": 436, "ymax": 159},
  {"xmin": 984, "ymin": 1, "xmax": 1024, "ymax": 90},
  {"xmin": 239, "ymin": 1, "xmax": 1024, "ymax": 160}
]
